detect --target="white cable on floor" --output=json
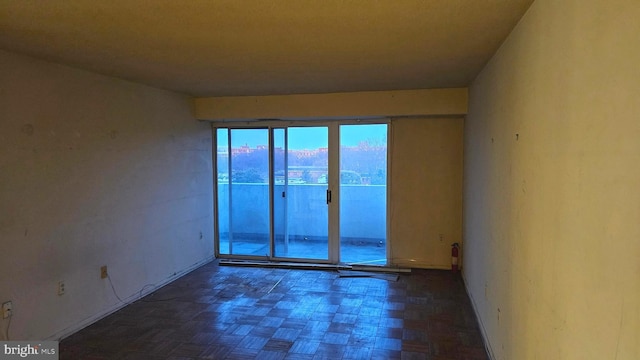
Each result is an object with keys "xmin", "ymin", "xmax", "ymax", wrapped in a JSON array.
[{"xmin": 267, "ymin": 273, "xmax": 286, "ymax": 294}]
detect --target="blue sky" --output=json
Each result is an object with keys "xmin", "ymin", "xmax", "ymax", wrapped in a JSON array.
[{"xmin": 218, "ymin": 124, "xmax": 387, "ymax": 150}]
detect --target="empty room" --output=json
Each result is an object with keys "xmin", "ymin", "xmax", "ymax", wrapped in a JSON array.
[{"xmin": 1, "ymin": 1, "xmax": 638, "ymax": 359}]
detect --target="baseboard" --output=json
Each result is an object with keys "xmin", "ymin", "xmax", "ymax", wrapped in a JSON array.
[
  {"xmin": 47, "ymin": 256, "xmax": 214, "ymax": 341},
  {"xmin": 461, "ymin": 271, "xmax": 495, "ymax": 360},
  {"xmin": 390, "ymin": 261, "xmax": 451, "ymax": 270}
]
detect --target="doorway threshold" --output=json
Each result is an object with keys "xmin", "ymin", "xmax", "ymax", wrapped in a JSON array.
[{"xmin": 218, "ymin": 259, "xmax": 411, "ymax": 273}]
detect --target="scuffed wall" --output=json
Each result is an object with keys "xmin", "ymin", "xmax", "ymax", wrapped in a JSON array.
[
  {"xmin": 464, "ymin": 0, "xmax": 640, "ymax": 358},
  {"xmin": 0, "ymin": 50, "xmax": 214, "ymax": 340}
]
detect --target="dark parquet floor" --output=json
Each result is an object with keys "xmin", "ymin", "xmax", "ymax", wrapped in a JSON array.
[{"xmin": 60, "ymin": 261, "xmax": 488, "ymax": 360}]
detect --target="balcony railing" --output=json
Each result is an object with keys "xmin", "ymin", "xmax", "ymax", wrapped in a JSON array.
[{"xmin": 217, "ymin": 183, "xmax": 386, "ymax": 242}]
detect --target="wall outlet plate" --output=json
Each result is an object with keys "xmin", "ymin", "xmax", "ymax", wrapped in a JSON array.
[
  {"xmin": 58, "ymin": 281, "xmax": 65, "ymax": 295},
  {"xmin": 2, "ymin": 301, "xmax": 12, "ymax": 319}
]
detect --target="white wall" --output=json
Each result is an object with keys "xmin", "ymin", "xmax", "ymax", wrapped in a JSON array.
[
  {"xmin": 0, "ymin": 50, "xmax": 214, "ymax": 340},
  {"xmin": 464, "ymin": 0, "xmax": 640, "ymax": 359}
]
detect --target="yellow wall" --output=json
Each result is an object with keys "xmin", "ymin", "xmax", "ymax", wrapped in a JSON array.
[
  {"xmin": 195, "ymin": 88, "xmax": 467, "ymax": 120},
  {"xmin": 464, "ymin": 0, "xmax": 640, "ymax": 359},
  {"xmin": 390, "ymin": 117, "xmax": 464, "ymax": 268}
]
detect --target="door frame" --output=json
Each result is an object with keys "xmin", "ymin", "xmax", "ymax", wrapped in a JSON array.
[{"xmin": 212, "ymin": 119, "xmax": 390, "ymax": 265}]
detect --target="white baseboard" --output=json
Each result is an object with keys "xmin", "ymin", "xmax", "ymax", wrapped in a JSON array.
[{"xmin": 461, "ymin": 271, "xmax": 495, "ymax": 360}]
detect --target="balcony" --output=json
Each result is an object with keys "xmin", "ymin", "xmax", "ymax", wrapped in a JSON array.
[{"xmin": 217, "ymin": 183, "xmax": 387, "ymax": 264}]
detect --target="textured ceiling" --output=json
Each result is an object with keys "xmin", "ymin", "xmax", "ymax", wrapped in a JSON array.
[{"xmin": 0, "ymin": 0, "xmax": 533, "ymax": 97}]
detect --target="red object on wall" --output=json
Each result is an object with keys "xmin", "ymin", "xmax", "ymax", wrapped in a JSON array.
[{"xmin": 451, "ymin": 243, "xmax": 460, "ymax": 272}]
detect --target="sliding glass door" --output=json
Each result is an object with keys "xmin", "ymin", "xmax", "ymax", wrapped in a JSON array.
[
  {"xmin": 215, "ymin": 122, "xmax": 388, "ymax": 265},
  {"xmin": 339, "ymin": 124, "xmax": 388, "ymax": 265},
  {"xmin": 273, "ymin": 127, "xmax": 329, "ymax": 260},
  {"xmin": 217, "ymin": 128, "xmax": 270, "ymax": 256}
]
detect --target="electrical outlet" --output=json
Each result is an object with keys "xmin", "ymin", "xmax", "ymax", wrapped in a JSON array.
[
  {"xmin": 101, "ymin": 265, "xmax": 108, "ymax": 279},
  {"xmin": 58, "ymin": 281, "xmax": 65, "ymax": 295},
  {"xmin": 2, "ymin": 301, "xmax": 12, "ymax": 319}
]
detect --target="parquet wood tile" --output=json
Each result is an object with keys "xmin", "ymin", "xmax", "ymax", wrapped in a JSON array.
[{"xmin": 60, "ymin": 261, "xmax": 488, "ymax": 359}]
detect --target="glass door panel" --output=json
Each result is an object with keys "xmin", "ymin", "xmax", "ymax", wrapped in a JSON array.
[
  {"xmin": 272, "ymin": 129, "xmax": 288, "ymax": 257},
  {"xmin": 217, "ymin": 128, "xmax": 270, "ymax": 256},
  {"xmin": 339, "ymin": 124, "xmax": 388, "ymax": 265},
  {"xmin": 216, "ymin": 128, "xmax": 230, "ymax": 254},
  {"xmin": 273, "ymin": 127, "xmax": 329, "ymax": 260}
]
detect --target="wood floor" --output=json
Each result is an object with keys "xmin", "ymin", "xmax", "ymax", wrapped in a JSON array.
[{"xmin": 60, "ymin": 261, "xmax": 488, "ymax": 359}]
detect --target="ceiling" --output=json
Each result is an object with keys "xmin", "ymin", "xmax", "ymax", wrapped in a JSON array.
[{"xmin": 0, "ymin": 1, "xmax": 533, "ymax": 97}]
